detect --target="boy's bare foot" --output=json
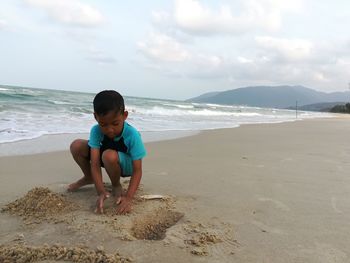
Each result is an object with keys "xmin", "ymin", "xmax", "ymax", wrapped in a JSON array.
[
  {"xmin": 112, "ymin": 184, "xmax": 123, "ymax": 204},
  {"xmin": 67, "ymin": 177, "xmax": 93, "ymax": 192}
]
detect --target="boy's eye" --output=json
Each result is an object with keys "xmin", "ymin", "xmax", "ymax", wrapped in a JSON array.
[{"xmin": 112, "ymin": 122, "xmax": 119, "ymax": 126}]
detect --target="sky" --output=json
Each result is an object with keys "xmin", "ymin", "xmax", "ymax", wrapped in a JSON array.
[{"xmin": 0, "ymin": 0, "xmax": 350, "ymax": 100}]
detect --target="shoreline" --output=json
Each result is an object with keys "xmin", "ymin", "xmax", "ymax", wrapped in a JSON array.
[
  {"xmin": 0, "ymin": 130, "xmax": 200, "ymax": 157},
  {"xmin": 0, "ymin": 114, "xmax": 337, "ymax": 157}
]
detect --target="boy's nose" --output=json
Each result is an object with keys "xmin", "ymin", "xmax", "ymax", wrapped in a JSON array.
[{"xmin": 107, "ymin": 127, "xmax": 114, "ymax": 134}]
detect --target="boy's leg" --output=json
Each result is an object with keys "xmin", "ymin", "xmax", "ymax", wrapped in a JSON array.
[
  {"xmin": 68, "ymin": 139, "xmax": 93, "ymax": 191},
  {"xmin": 101, "ymin": 149, "xmax": 123, "ymax": 204}
]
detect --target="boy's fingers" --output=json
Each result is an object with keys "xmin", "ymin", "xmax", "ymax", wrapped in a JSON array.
[
  {"xmin": 99, "ymin": 199, "xmax": 104, "ymax": 213},
  {"xmin": 94, "ymin": 196, "xmax": 106, "ymax": 214},
  {"xmin": 116, "ymin": 201, "xmax": 131, "ymax": 215},
  {"xmin": 115, "ymin": 196, "xmax": 122, "ymax": 205},
  {"xmin": 116, "ymin": 205, "xmax": 123, "ymax": 214},
  {"xmin": 95, "ymin": 206, "xmax": 103, "ymax": 214}
]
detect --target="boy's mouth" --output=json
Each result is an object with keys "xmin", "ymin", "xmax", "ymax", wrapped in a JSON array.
[{"xmin": 106, "ymin": 133, "xmax": 115, "ymax": 139}]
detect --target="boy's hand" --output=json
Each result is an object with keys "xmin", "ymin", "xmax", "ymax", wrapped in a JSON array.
[
  {"xmin": 95, "ymin": 192, "xmax": 110, "ymax": 214},
  {"xmin": 116, "ymin": 196, "xmax": 132, "ymax": 214}
]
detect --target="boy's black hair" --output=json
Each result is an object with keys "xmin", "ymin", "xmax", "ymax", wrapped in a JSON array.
[{"xmin": 93, "ymin": 90, "xmax": 125, "ymax": 116}]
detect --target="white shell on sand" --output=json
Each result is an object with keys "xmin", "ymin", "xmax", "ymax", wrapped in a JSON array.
[{"xmin": 140, "ymin": 194, "xmax": 170, "ymax": 200}]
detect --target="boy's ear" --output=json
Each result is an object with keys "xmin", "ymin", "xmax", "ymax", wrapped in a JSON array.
[
  {"xmin": 93, "ymin": 112, "xmax": 98, "ymax": 121},
  {"xmin": 123, "ymin": 110, "xmax": 128, "ymax": 120}
]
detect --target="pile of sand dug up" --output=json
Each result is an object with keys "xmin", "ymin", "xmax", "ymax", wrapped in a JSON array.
[
  {"xmin": 0, "ymin": 243, "xmax": 131, "ymax": 263},
  {"xmin": 1, "ymin": 187, "xmax": 75, "ymax": 223}
]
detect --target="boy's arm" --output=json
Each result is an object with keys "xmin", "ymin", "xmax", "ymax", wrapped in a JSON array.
[
  {"xmin": 116, "ymin": 159, "xmax": 142, "ymax": 214},
  {"xmin": 90, "ymin": 148, "xmax": 109, "ymax": 213}
]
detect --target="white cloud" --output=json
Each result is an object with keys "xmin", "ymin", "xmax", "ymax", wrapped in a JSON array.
[
  {"xmin": 237, "ymin": 56, "xmax": 254, "ymax": 64},
  {"xmin": 151, "ymin": 10, "xmax": 193, "ymax": 45},
  {"xmin": 86, "ymin": 46, "xmax": 116, "ymax": 65},
  {"xmin": 23, "ymin": 0, "xmax": 109, "ymax": 64},
  {"xmin": 25, "ymin": 0, "xmax": 104, "ymax": 27},
  {"xmin": 151, "ymin": 10, "xmax": 172, "ymax": 25},
  {"xmin": 138, "ymin": 28, "xmax": 350, "ymax": 91},
  {"xmin": 255, "ymin": 36, "xmax": 313, "ymax": 61},
  {"xmin": 312, "ymin": 72, "xmax": 329, "ymax": 82},
  {"xmin": 226, "ymin": 38, "xmax": 350, "ymax": 91},
  {"xmin": 138, "ymin": 32, "xmax": 229, "ymax": 79},
  {"xmin": 173, "ymin": 0, "xmax": 303, "ymax": 35},
  {"xmin": 185, "ymin": 54, "xmax": 226, "ymax": 79},
  {"xmin": 0, "ymin": 19, "xmax": 7, "ymax": 30},
  {"xmin": 138, "ymin": 32, "xmax": 191, "ymax": 62}
]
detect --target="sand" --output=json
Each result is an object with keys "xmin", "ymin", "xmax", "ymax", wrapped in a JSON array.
[
  {"xmin": 1, "ymin": 187, "xmax": 75, "ymax": 224},
  {"xmin": 1, "ymin": 117, "xmax": 350, "ymax": 262},
  {"xmin": 0, "ymin": 243, "xmax": 131, "ymax": 263}
]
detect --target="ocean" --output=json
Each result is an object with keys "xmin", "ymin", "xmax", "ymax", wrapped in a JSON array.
[{"xmin": 0, "ymin": 86, "xmax": 332, "ymax": 145}]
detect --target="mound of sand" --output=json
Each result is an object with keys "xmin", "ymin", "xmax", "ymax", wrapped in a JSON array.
[
  {"xmin": 1, "ymin": 187, "xmax": 75, "ymax": 223},
  {"xmin": 186, "ymin": 231, "xmax": 222, "ymax": 247},
  {"xmin": 186, "ymin": 231, "xmax": 222, "ymax": 256},
  {"xmin": 0, "ymin": 243, "xmax": 131, "ymax": 263},
  {"xmin": 131, "ymin": 208, "xmax": 184, "ymax": 240}
]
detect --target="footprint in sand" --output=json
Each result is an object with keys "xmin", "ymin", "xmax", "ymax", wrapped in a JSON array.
[
  {"xmin": 165, "ymin": 220, "xmax": 240, "ymax": 259},
  {"xmin": 258, "ymin": 197, "xmax": 291, "ymax": 212},
  {"xmin": 251, "ymin": 220, "xmax": 284, "ymax": 235},
  {"xmin": 331, "ymin": 196, "xmax": 343, "ymax": 214}
]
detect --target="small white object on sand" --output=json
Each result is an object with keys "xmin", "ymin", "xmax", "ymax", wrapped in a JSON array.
[{"xmin": 140, "ymin": 194, "xmax": 170, "ymax": 200}]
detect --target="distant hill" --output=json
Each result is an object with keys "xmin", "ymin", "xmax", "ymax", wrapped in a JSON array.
[
  {"xmin": 189, "ymin": 91, "xmax": 221, "ymax": 101},
  {"xmin": 187, "ymin": 85, "xmax": 349, "ymax": 109}
]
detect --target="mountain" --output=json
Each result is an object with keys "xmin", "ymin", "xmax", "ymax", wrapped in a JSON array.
[
  {"xmin": 189, "ymin": 91, "xmax": 221, "ymax": 101},
  {"xmin": 187, "ymin": 85, "xmax": 350, "ymax": 109}
]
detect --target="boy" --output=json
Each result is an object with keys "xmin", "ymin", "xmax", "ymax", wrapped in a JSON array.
[{"xmin": 68, "ymin": 90, "xmax": 146, "ymax": 214}]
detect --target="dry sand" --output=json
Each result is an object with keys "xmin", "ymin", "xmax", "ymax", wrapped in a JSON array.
[{"xmin": 1, "ymin": 117, "xmax": 350, "ymax": 262}]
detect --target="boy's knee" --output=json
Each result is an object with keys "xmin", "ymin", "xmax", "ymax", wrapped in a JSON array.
[
  {"xmin": 101, "ymin": 150, "xmax": 119, "ymax": 166},
  {"xmin": 70, "ymin": 139, "xmax": 86, "ymax": 157}
]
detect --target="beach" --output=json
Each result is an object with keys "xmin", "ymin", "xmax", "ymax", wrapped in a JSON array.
[{"xmin": 1, "ymin": 117, "xmax": 350, "ymax": 262}]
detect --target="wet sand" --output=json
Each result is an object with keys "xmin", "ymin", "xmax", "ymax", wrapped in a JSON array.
[{"xmin": 1, "ymin": 117, "xmax": 350, "ymax": 262}]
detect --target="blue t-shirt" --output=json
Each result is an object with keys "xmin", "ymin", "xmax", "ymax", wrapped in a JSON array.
[{"xmin": 88, "ymin": 122, "xmax": 146, "ymax": 160}]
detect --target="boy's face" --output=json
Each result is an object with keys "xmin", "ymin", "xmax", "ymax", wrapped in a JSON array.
[{"xmin": 94, "ymin": 110, "xmax": 128, "ymax": 139}]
